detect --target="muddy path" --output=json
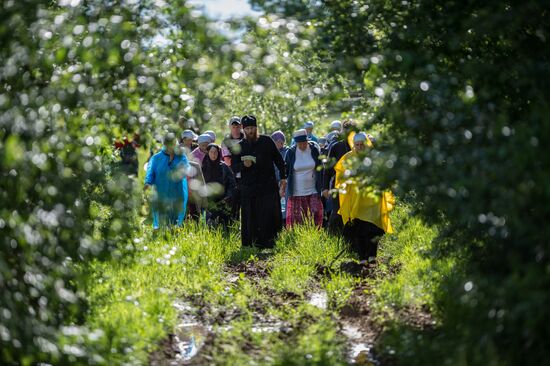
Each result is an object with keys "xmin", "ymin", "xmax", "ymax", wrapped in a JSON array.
[{"xmin": 150, "ymin": 257, "xmax": 432, "ymax": 365}]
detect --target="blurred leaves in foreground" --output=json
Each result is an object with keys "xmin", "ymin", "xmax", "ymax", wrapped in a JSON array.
[{"xmin": 2, "ymin": 0, "xmax": 550, "ymax": 364}]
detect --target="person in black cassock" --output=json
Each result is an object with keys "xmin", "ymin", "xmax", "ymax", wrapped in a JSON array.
[{"xmin": 231, "ymin": 115, "xmax": 287, "ymax": 248}]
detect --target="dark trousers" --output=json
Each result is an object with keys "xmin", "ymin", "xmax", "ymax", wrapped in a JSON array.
[
  {"xmin": 187, "ymin": 202, "xmax": 201, "ymax": 221},
  {"xmin": 327, "ymin": 193, "xmax": 344, "ymax": 234},
  {"xmin": 231, "ymin": 180, "xmax": 241, "ymax": 218},
  {"xmin": 343, "ymin": 219, "xmax": 385, "ymax": 260},
  {"xmin": 206, "ymin": 199, "xmax": 232, "ymax": 229},
  {"xmin": 241, "ymin": 191, "xmax": 282, "ymax": 248}
]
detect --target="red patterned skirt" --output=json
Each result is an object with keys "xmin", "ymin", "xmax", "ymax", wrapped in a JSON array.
[{"xmin": 286, "ymin": 193, "xmax": 323, "ymax": 227}]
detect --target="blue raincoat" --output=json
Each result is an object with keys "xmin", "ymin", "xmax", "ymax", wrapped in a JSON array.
[{"xmin": 145, "ymin": 148, "xmax": 189, "ymax": 229}]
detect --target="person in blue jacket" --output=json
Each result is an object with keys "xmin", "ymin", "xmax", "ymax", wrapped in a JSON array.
[
  {"xmin": 144, "ymin": 132, "xmax": 189, "ymax": 229},
  {"xmin": 303, "ymin": 121, "xmax": 319, "ymax": 143}
]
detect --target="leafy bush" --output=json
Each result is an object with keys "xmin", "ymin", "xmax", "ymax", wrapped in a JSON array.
[{"xmin": 251, "ymin": 0, "xmax": 550, "ymax": 364}]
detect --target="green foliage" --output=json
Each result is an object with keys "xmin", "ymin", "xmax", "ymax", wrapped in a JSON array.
[
  {"xmin": 374, "ymin": 202, "xmax": 445, "ymax": 310},
  {"xmin": 0, "ymin": 1, "xmax": 234, "ymax": 363},
  {"xmin": 214, "ymin": 15, "xmax": 344, "ymax": 136},
  {"xmin": 252, "ymin": 1, "xmax": 550, "ymax": 363},
  {"xmin": 4, "ymin": 0, "xmax": 548, "ymax": 364},
  {"xmin": 0, "ymin": 1, "xmax": 145, "ymax": 363}
]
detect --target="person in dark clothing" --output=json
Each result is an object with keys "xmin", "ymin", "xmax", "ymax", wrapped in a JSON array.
[
  {"xmin": 271, "ymin": 130, "xmax": 289, "ymax": 221},
  {"xmin": 114, "ymin": 133, "xmax": 140, "ymax": 176},
  {"xmin": 322, "ymin": 120, "xmax": 356, "ymax": 233},
  {"xmin": 231, "ymin": 115, "xmax": 287, "ymax": 248},
  {"xmin": 221, "ymin": 116, "xmax": 244, "ymax": 217},
  {"xmin": 202, "ymin": 144, "xmax": 236, "ymax": 229}
]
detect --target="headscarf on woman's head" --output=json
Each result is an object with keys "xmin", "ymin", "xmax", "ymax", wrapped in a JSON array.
[
  {"xmin": 271, "ymin": 130, "xmax": 285, "ymax": 143},
  {"xmin": 202, "ymin": 143, "xmax": 223, "ymax": 184}
]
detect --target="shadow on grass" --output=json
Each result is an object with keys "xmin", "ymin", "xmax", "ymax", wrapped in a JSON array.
[{"xmin": 227, "ymin": 245, "xmax": 276, "ymax": 265}]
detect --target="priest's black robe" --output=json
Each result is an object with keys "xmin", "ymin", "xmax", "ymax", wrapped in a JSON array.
[{"xmin": 232, "ymin": 135, "xmax": 286, "ymax": 248}]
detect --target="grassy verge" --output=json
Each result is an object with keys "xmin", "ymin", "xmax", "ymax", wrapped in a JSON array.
[
  {"xmin": 81, "ymin": 222, "xmax": 240, "ymax": 364},
  {"xmin": 368, "ymin": 202, "xmax": 459, "ymax": 362},
  {"xmin": 80, "ymin": 216, "xmax": 362, "ymax": 365},
  {"xmin": 81, "ymin": 191, "xmax": 454, "ymax": 365}
]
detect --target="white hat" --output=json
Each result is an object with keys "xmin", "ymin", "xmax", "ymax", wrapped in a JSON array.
[
  {"xmin": 181, "ymin": 129, "xmax": 198, "ymax": 140},
  {"xmin": 303, "ymin": 121, "xmax": 314, "ymax": 129},
  {"xmin": 197, "ymin": 134, "xmax": 212, "ymax": 144},
  {"xmin": 330, "ymin": 120, "xmax": 342, "ymax": 132},
  {"xmin": 353, "ymin": 132, "xmax": 368, "ymax": 143},
  {"xmin": 293, "ymin": 129, "xmax": 308, "ymax": 142},
  {"xmin": 204, "ymin": 130, "xmax": 216, "ymax": 142}
]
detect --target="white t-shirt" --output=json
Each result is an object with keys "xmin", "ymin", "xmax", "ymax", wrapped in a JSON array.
[{"xmin": 293, "ymin": 146, "xmax": 317, "ymax": 197}]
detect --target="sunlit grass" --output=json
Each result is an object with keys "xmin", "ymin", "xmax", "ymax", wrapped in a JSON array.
[
  {"xmin": 83, "ymin": 222, "xmax": 241, "ymax": 363},
  {"xmin": 270, "ymin": 221, "xmax": 351, "ymax": 295},
  {"xmin": 82, "ymin": 199, "xmax": 452, "ymax": 365},
  {"xmin": 82, "ymin": 216, "xmax": 361, "ymax": 364},
  {"xmin": 370, "ymin": 202, "xmax": 454, "ymax": 325}
]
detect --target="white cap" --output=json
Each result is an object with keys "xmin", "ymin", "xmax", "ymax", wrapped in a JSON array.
[
  {"xmin": 330, "ymin": 120, "xmax": 342, "ymax": 132},
  {"xmin": 293, "ymin": 129, "xmax": 308, "ymax": 142},
  {"xmin": 303, "ymin": 121, "xmax": 314, "ymax": 129},
  {"xmin": 353, "ymin": 132, "xmax": 368, "ymax": 143},
  {"xmin": 204, "ymin": 130, "xmax": 216, "ymax": 142},
  {"xmin": 197, "ymin": 134, "xmax": 212, "ymax": 144}
]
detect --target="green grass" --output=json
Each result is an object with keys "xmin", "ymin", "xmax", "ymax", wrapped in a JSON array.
[
  {"xmin": 80, "ymin": 216, "xmax": 361, "ymax": 365},
  {"xmin": 82, "ymin": 222, "xmax": 240, "ymax": 364},
  {"xmin": 269, "ymin": 221, "xmax": 350, "ymax": 295},
  {"xmin": 81, "ymin": 193, "xmax": 451, "ymax": 365},
  {"xmin": 363, "ymin": 202, "xmax": 452, "ymax": 313}
]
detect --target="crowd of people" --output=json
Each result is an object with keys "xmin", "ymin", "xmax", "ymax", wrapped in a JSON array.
[{"xmin": 138, "ymin": 115, "xmax": 394, "ymax": 264}]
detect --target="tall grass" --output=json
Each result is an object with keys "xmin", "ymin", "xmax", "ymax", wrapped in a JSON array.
[
  {"xmin": 82, "ymin": 183, "xmax": 451, "ymax": 365},
  {"xmin": 82, "ymin": 222, "xmax": 240, "ymax": 363},
  {"xmin": 270, "ymin": 221, "xmax": 350, "ymax": 295}
]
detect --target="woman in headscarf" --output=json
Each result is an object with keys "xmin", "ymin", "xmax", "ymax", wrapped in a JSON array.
[
  {"xmin": 334, "ymin": 132, "xmax": 394, "ymax": 264},
  {"xmin": 271, "ymin": 130, "xmax": 290, "ymax": 221},
  {"xmin": 284, "ymin": 129, "xmax": 324, "ymax": 227},
  {"xmin": 191, "ymin": 133, "xmax": 213, "ymax": 164},
  {"xmin": 201, "ymin": 143, "xmax": 236, "ymax": 228}
]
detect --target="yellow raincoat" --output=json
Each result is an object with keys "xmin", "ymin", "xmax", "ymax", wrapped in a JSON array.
[{"xmin": 334, "ymin": 150, "xmax": 395, "ymax": 233}]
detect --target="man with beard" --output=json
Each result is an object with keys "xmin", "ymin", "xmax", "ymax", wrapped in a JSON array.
[{"xmin": 231, "ymin": 115, "xmax": 286, "ymax": 248}]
